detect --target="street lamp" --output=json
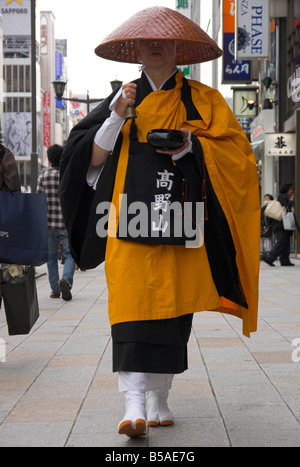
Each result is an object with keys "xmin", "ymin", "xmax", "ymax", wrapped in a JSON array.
[
  {"xmin": 247, "ymin": 99, "xmax": 256, "ymax": 110},
  {"xmin": 263, "ymin": 98, "xmax": 273, "ymax": 110},
  {"xmin": 110, "ymin": 79, "xmax": 123, "ymax": 91},
  {"xmin": 52, "ymin": 80, "xmax": 105, "ymax": 114}
]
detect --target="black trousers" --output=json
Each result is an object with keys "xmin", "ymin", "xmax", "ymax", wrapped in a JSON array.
[
  {"xmin": 112, "ymin": 314, "xmax": 193, "ymax": 374},
  {"xmin": 268, "ymin": 229, "xmax": 292, "ymax": 265}
]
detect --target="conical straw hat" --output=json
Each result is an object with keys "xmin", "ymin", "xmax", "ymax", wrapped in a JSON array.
[{"xmin": 95, "ymin": 7, "xmax": 223, "ymax": 65}]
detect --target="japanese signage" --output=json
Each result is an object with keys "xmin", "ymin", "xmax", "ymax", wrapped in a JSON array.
[
  {"xmin": 264, "ymin": 134, "xmax": 296, "ymax": 156},
  {"xmin": 40, "ymin": 15, "xmax": 48, "ymax": 54},
  {"xmin": 177, "ymin": 65, "xmax": 190, "ymax": 76},
  {"xmin": 1, "ymin": 0, "xmax": 31, "ymax": 36},
  {"xmin": 43, "ymin": 92, "xmax": 51, "ymax": 149},
  {"xmin": 152, "ymin": 170, "xmax": 175, "ymax": 235},
  {"xmin": 235, "ymin": 0, "xmax": 269, "ymax": 60},
  {"xmin": 176, "ymin": 0, "xmax": 190, "ymax": 14},
  {"xmin": 222, "ymin": 0, "xmax": 251, "ymax": 84}
]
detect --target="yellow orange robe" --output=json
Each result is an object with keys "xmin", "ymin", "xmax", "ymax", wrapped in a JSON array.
[{"xmin": 105, "ymin": 72, "xmax": 260, "ymax": 338}]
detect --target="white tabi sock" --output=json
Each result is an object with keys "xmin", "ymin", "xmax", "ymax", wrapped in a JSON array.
[
  {"xmin": 146, "ymin": 389, "xmax": 174, "ymax": 426},
  {"xmin": 118, "ymin": 390, "xmax": 146, "ymax": 437}
]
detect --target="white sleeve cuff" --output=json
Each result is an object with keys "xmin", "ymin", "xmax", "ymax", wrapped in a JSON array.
[
  {"xmin": 93, "ymin": 110, "xmax": 125, "ymax": 152},
  {"xmin": 172, "ymin": 132, "xmax": 193, "ymax": 161},
  {"xmin": 109, "ymin": 88, "xmax": 122, "ymax": 111},
  {"xmin": 86, "ymin": 164, "xmax": 104, "ymax": 190}
]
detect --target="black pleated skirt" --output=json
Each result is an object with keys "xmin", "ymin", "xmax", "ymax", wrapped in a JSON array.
[{"xmin": 112, "ymin": 314, "xmax": 193, "ymax": 374}]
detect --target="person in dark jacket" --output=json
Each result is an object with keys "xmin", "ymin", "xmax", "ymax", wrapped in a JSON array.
[
  {"xmin": 260, "ymin": 194, "xmax": 274, "ymax": 257},
  {"xmin": 37, "ymin": 145, "xmax": 76, "ymax": 299},
  {"xmin": 263, "ymin": 183, "xmax": 295, "ymax": 267}
]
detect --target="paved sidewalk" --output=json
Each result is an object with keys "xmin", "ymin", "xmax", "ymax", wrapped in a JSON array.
[{"xmin": 0, "ymin": 258, "xmax": 300, "ymax": 447}]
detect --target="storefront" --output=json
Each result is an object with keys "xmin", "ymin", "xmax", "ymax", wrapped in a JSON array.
[{"xmin": 284, "ymin": 0, "xmax": 300, "ymax": 255}]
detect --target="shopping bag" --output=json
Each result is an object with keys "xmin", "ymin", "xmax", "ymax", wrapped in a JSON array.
[
  {"xmin": 264, "ymin": 200, "xmax": 285, "ymax": 221},
  {"xmin": 0, "ymin": 266, "xmax": 39, "ymax": 335},
  {"xmin": 0, "ymin": 191, "xmax": 48, "ymax": 266},
  {"xmin": 282, "ymin": 211, "xmax": 296, "ymax": 230}
]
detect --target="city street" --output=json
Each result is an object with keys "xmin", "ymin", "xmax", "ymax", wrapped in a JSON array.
[{"xmin": 0, "ymin": 259, "xmax": 300, "ymax": 447}]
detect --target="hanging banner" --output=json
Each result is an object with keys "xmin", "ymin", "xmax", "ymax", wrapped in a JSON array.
[
  {"xmin": 222, "ymin": 0, "xmax": 251, "ymax": 84},
  {"xmin": 40, "ymin": 15, "xmax": 48, "ymax": 55},
  {"xmin": 235, "ymin": 0, "xmax": 269, "ymax": 60},
  {"xmin": 43, "ymin": 91, "xmax": 51, "ymax": 149}
]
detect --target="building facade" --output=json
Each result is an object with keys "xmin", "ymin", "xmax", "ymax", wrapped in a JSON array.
[
  {"xmin": 0, "ymin": 1, "xmax": 68, "ymax": 187},
  {"xmin": 39, "ymin": 11, "xmax": 69, "ymax": 164},
  {"xmin": 249, "ymin": 0, "xmax": 299, "ymax": 255},
  {"xmin": 197, "ymin": 0, "xmax": 299, "ymax": 256},
  {"xmin": 1, "ymin": 0, "xmax": 41, "ymax": 187}
]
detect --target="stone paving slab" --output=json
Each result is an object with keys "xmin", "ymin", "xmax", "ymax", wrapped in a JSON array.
[{"xmin": 0, "ymin": 259, "xmax": 300, "ymax": 447}]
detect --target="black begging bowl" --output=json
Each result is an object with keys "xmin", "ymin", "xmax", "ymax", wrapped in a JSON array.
[{"xmin": 147, "ymin": 129, "xmax": 185, "ymax": 151}]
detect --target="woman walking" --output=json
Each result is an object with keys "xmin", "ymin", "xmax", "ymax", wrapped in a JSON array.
[{"xmin": 263, "ymin": 183, "xmax": 295, "ymax": 267}]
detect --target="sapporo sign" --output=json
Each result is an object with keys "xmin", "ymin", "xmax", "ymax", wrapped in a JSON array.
[
  {"xmin": 1, "ymin": 0, "xmax": 28, "ymax": 13},
  {"xmin": 1, "ymin": 0, "xmax": 31, "ymax": 36}
]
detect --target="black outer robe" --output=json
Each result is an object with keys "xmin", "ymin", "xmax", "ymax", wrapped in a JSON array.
[{"xmin": 59, "ymin": 72, "xmax": 246, "ymax": 374}]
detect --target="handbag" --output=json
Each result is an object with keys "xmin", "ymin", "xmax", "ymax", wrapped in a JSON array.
[
  {"xmin": 264, "ymin": 199, "xmax": 286, "ymax": 221},
  {"xmin": 261, "ymin": 225, "xmax": 273, "ymax": 238},
  {"xmin": 117, "ymin": 126, "xmax": 202, "ymax": 246},
  {"xmin": 0, "ymin": 266, "xmax": 39, "ymax": 335},
  {"xmin": 0, "ymin": 190, "xmax": 48, "ymax": 266},
  {"xmin": 282, "ymin": 211, "xmax": 296, "ymax": 230}
]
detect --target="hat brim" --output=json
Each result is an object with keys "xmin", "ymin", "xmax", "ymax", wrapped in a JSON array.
[{"xmin": 95, "ymin": 7, "xmax": 223, "ymax": 65}]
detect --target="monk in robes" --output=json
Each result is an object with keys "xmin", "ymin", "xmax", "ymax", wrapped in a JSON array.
[{"xmin": 59, "ymin": 7, "xmax": 260, "ymax": 438}]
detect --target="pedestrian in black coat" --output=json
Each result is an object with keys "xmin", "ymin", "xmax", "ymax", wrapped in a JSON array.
[{"xmin": 263, "ymin": 183, "xmax": 295, "ymax": 266}]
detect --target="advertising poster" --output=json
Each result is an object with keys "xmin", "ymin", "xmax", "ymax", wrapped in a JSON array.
[
  {"xmin": 235, "ymin": 0, "xmax": 269, "ymax": 60},
  {"xmin": 223, "ymin": 0, "xmax": 251, "ymax": 84}
]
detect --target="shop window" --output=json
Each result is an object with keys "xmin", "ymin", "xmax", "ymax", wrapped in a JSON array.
[
  {"xmin": 6, "ymin": 97, "xmax": 12, "ymax": 112},
  {"xmin": 6, "ymin": 66, "xmax": 12, "ymax": 92},
  {"xmin": 19, "ymin": 66, "xmax": 24, "ymax": 92},
  {"xmin": 13, "ymin": 66, "xmax": 18, "ymax": 92},
  {"xmin": 25, "ymin": 97, "xmax": 31, "ymax": 112},
  {"xmin": 19, "ymin": 98, "xmax": 24, "ymax": 112},
  {"xmin": 25, "ymin": 66, "xmax": 31, "ymax": 92},
  {"xmin": 13, "ymin": 97, "xmax": 18, "ymax": 112}
]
